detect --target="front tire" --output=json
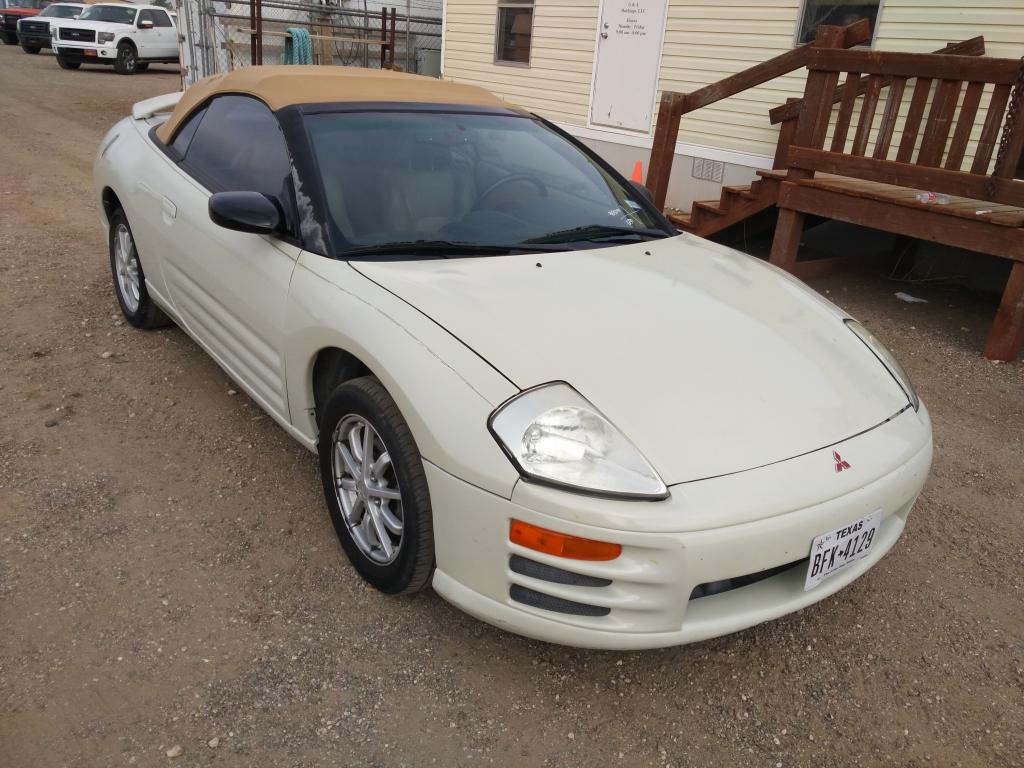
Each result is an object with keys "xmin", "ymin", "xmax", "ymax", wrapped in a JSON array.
[
  {"xmin": 21, "ymin": 44, "xmax": 41, "ymax": 54},
  {"xmin": 56, "ymin": 54, "xmax": 80, "ymax": 69},
  {"xmin": 318, "ymin": 376, "xmax": 435, "ymax": 595},
  {"xmin": 108, "ymin": 209, "xmax": 170, "ymax": 329},
  {"xmin": 0, "ymin": 32, "xmax": 17, "ymax": 45},
  {"xmin": 114, "ymin": 43, "xmax": 138, "ymax": 74}
]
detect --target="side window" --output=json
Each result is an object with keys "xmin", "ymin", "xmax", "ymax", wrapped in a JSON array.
[
  {"xmin": 795, "ymin": 0, "xmax": 880, "ymax": 45},
  {"xmin": 494, "ymin": 0, "xmax": 533, "ymax": 65},
  {"xmin": 180, "ymin": 95, "xmax": 291, "ymax": 199},
  {"xmin": 169, "ymin": 105, "xmax": 206, "ymax": 158},
  {"xmin": 153, "ymin": 9, "xmax": 172, "ymax": 27},
  {"xmin": 138, "ymin": 8, "xmax": 155, "ymax": 26}
]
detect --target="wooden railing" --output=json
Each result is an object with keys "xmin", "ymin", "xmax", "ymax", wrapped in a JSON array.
[
  {"xmin": 646, "ymin": 21, "xmax": 989, "ymax": 210},
  {"xmin": 646, "ymin": 20, "xmax": 872, "ymax": 209},
  {"xmin": 780, "ymin": 49, "xmax": 1024, "ymax": 205}
]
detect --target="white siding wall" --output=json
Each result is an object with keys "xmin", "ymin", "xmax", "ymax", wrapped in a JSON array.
[{"xmin": 444, "ymin": 0, "xmax": 1024, "ymax": 163}]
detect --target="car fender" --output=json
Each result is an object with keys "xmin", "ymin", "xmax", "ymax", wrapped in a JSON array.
[{"xmin": 285, "ymin": 253, "xmax": 522, "ymax": 498}]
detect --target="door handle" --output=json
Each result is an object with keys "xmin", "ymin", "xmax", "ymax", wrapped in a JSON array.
[{"xmin": 600, "ymin": 31, "xmax": 608, "ymax": 38}]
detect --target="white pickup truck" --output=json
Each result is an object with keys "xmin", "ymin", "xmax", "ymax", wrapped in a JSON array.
[{"xmin": 53, "ymin": 2, "xmax": 178, "ymax": 74}]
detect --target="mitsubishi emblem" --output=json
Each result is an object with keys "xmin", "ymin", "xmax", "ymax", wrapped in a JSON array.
[{"xmin": 833, "ymin": 450, "xmax": 851, "ymax": 473}]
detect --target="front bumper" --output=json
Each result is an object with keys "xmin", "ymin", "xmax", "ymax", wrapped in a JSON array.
[
  {"xmin": 18, "ymin": 32, "xmax": 50, "ymax": 46},
  {"xmin": 54, "ymin": 43, "xmax": 118, "ymax": 63},
  {"xmin": 428, "ymin": 405, "xmax": 932, "ymax": 649}
]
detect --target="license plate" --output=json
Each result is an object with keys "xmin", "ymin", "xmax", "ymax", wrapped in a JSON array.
[{"xmin": 804, "ymin": 510, "xmax": 881, "ymax": 590}]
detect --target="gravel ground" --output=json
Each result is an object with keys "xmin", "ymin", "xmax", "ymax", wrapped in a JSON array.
[{"xmin": 1, "ymin": 45, "xmax": 1022, "ymax": 768}]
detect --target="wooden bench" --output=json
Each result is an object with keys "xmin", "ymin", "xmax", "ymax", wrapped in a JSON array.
[{"xmin": 769, "ymin": 46, "xmax": 1024, "ymax": 361}]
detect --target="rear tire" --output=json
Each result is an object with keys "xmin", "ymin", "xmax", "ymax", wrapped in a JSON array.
[
  {"xmin": 56, "ymin": 54, "xmax": 80, "ymax": 69},
  {"xmin": 318, "ymin": 376, "xmax": 435, "ymax": 595},
  {"xmin": 108, "ymin": 209, "xmax": 170, "ymax": 329},
  {"xmin": 114, "ymin": 42, "xmax": 138, "ymax": 75},
  {"xmin": 0, "ymin": 32, "xmax": 17, "ymax": 45},
  {"xmin": 21, "ymin": 44, "xmax": 41, "ymax": 54}
]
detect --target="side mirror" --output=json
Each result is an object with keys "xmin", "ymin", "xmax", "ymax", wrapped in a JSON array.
[
  {"xmin": 72, "ymin": 13, "xmax": 80, "ymax": 18},
  {"xmin": 138, "ymin": 19, "xmax": 154, "ymax": 29},
  {"xmin": 209, "ymin": 192, "xmax": 283, "ymax": 235},
  {"xmin": 629, "ymin": 180, "xmax": 653, "ymax": 203}
]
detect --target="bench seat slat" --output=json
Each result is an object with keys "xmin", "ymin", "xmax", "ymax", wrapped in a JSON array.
[
  {"xmin": 946, "ymin": 82, "xmax": 985, "ymax": 171},
  {"xmin": 794, "ymin": 176, "xmax": 1024, "ymax": 227}
]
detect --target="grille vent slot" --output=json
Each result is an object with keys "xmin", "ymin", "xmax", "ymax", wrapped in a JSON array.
[
  {"xmin": 509, "ymin": 585, "xmax": 610, "ymax": 617},
  {"xmin": 509, "ymin": 555, "xmax": 612, "ymax": 587}
]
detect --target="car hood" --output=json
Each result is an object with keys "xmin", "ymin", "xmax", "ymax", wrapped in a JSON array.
[
  {"xmin": 54, "ymin": 18, "xmax": 128, "ymax": 30},
  {"xmin": 349, "ymin": 235, "xmax": 911, "ymax": 484}
]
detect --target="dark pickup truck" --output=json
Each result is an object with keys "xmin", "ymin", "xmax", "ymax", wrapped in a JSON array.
[
  {"xmin": 12, "ymin": 1, "xmax": 84, "ymax": 52},
  {"xmin": 1, "ymin": 0, "xmax": 53, "ymax": 45}
]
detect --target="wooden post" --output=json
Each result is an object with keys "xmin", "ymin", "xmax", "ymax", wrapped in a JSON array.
[
  {"xmin": 769, "ymin": 25, "xmax": 845, "ymax": 273},
  {"xmin": 983, "ymin": 264, "xmax": 1024, "ymax": 362},
  {"xmin": 647, "ymin": 92, "xmax": 683, "ymax": 209},
  {"xmin": 379, "ymin": 8, "xmax": 386, "ymax": 68},
  {"xmin": 984, "ymin": 262, "xmax": 1024, "ymax": 361},
  {"xmin": 773, "ymin": 99, "xmax": 800, "ymax": 169}
]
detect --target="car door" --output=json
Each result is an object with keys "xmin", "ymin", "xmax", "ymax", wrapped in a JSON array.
[
  {"xmin": 150, "ymin": 7, "xmax": 175, "ymax": 58},
  {"xmin": 135, "ymin": 8, "xmax": 155, "ymax": 57},
  {"xmin": 155, "ymin": 95, "xmax": 299, "ymax": 422}
]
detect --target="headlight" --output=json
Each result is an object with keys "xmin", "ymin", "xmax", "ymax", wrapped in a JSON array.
[
  {"xmin": 489, "ymin": 382, "xmax": 668, "ymax": 499},
  {"xmin": 845, "ymin": 319, "xmax": 919, "ymax": 410},
  {"xmin": 97, "ymin": 31, "xmax": 115, "ymax": 44}
]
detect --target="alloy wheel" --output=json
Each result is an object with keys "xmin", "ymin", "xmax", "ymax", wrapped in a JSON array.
[
  {"xmin": 113, "ymin": 222, "xmax": 141, "ymax": 314},
  {"xmin": 331, "ymin": 415, "xmax": 404, "ymax": 565}
]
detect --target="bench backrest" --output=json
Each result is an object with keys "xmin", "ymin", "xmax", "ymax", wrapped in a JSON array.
[{"xmin": 786, "ymin": 49, "xmax": 1024, "ymax": 208}]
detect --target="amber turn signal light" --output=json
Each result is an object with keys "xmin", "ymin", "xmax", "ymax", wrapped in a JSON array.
[{"xmin": 509, "ymin": 519, "xmax": 622, "ymax": 561}]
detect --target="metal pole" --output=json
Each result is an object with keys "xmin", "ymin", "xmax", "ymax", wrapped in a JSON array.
[
  {"xmin": 362, "ymin": 0, "xmax": 368, "ymax": 68},
  {"xmin": 379, "ymin": 7, "xmax": 385, "ymax": 68},
  {"xmin": 249, "ymin": 0, "xmax": 256, "ymax": 65},
  {"xmin": 405, "ymin": 0, "xmax": 410, "ymax": 73}
]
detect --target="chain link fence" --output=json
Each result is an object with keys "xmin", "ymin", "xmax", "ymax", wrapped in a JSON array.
[{"xmin": 177, "ymin": 0, "xmax": 442, "ymax": 87}]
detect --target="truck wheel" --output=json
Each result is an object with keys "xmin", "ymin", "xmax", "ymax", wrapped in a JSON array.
[
  {"xmin": 1, "ymin": 32, "xmax": 18, "ymax": 45},
  {"xmin": 114, "ymin": 42, "xmax": 138, "ymax": 75},
  {"xmin": 55, "ymin": 54, "xmax": 80, "ymax": 69},
  {"xmin": 21, "ymin": 44, "xmax": 41, "ymax": 54}
]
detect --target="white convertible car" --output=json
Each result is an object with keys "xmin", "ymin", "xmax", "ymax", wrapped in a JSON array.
[{"xmin": 94, "ymin": 67, "xmax": 932, "ymax": 649}]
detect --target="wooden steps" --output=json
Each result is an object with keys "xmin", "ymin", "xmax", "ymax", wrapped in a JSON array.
[{"xmin": 666, "ymin": 168, "xmax": 787, "ymax": 237}]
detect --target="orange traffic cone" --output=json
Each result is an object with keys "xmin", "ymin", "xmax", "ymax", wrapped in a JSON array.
[{"xmin": 631, "ymin": 160, "xmax": 644, "ymax": 183}]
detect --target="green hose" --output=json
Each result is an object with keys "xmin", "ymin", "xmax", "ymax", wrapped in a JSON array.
[{"xmin": 283, "ymin": 27, "xmax": 313, "ymax": 65}]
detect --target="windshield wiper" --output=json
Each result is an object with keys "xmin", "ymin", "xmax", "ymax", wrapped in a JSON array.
[
  {"xmin": 525, "ymin": 224, "xmax": 669, "ymax": 245},
  {"xmin": 340, "ymin": 240, "xmax": 563, "ymax": 258}
]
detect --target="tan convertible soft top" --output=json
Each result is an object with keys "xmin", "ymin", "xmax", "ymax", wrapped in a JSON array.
[{"xmin": 155, "ymin": 66, "xmax": 512, "ymax": 143}]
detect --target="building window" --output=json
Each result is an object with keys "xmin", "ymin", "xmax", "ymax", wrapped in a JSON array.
[
  {"xmin": 495, "ymin": 0, "xmax": 534, "ymax": 65},
  {"xmin": 796, "ymin": 0, "xmax": 881, "ymax": 45}
]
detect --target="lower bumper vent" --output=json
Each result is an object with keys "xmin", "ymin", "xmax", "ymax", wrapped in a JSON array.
[
  {"xmin": 690, "ymin": 558, "xmax": 808, "ymax": 600},
  {"xmin": 509, "ymin": 585, "xmax": 610, "ymax": 617},
  {"xmin": 509, "ymin": 555, "xmax": 612, "ymax": 587}
]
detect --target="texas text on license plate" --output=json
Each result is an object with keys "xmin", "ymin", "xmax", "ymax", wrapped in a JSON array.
[{"xmin": 804, "ymin": 511, "xmax": 882, "ymax": 590}]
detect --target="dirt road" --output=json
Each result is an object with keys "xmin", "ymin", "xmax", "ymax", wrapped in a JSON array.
[{"xmin": 1, "ymin": 45, "xmax": 1022, "ymax": 768}]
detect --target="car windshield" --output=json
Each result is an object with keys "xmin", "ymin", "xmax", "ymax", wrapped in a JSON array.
[
  {"xmin": 41, "ymin": 4, "xmax": 81, "ymax": 17},
  {"xmin": 79, "ymin": 4, "xmax": 135, "ymax": 23},
  {"xmin": 304, "ymin": 111, "xmax": 669, "ymax": 256}
]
